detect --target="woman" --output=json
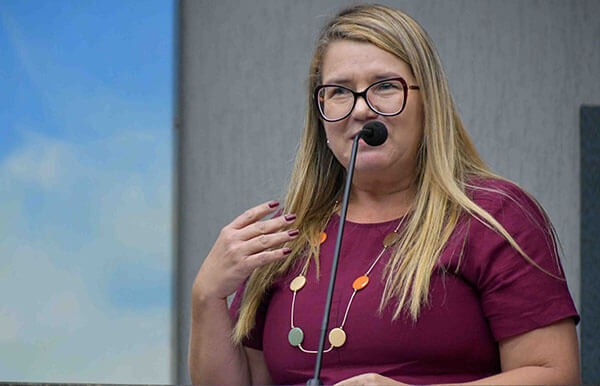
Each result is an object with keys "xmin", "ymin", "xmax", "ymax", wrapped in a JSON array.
[{"xmin": 189, "ymin": 4, "xmax": 579, "ymax": 385}]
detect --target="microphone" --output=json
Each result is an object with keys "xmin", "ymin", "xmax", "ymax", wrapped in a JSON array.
[
  {"xmin": 307, "ymin": 122, "xmax": 388, "ymax": 386},
  {"xmin": 360, "ymin": 121, "xmax": 388, "ymax": 146}
]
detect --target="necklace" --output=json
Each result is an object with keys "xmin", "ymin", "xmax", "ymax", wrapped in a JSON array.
[{"xmin": 287, "ymin": 215, "xmax": 406, "ymax": 353}]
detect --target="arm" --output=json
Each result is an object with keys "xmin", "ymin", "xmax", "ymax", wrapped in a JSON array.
[
  {"xmin": 464, "ymin": 318, "xmax": 580, "ymax": 385},
  {"xmin": 188, "ymin": 201, "xmax": 297, "ymax": 385},
  {"xmin": 189, "ymin": 294, "xmax": 250, "ymax": 385},
  {"xmin": 334, "ymin": 318, "xmax": 580, "ymax": 386},
  {"xmin": 188, "ymin": 297, "xmax": 274, "ymax": 385},
  {"xmin": 246, "ymin": 347, "xmax": 274, "ymax": 385}
]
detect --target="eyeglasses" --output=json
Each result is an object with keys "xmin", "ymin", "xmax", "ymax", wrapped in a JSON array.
[{"xmin": 315, "ymin": 77, "xmax": 420, "ymax": 122}]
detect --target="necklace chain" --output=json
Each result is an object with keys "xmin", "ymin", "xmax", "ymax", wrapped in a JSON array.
[{"xmin": 288, "ymin": 215, "xmax": 406, "ymax": 353}]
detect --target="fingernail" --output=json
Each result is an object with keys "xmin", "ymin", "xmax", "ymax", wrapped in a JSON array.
[
  {"xmin": 268, "ymin": 201, "xmax": 280, "ymax": 208},
  {"xmin": 282, "ymin": 248, "xmax": 292, "ymax": 255},
  {"xmin": 284, "ymin": 213, "xmax": 296, "ymax": 222},
  {"xmin": 288, "ymin": 229, "xmax": 299, "ymax": 237}
]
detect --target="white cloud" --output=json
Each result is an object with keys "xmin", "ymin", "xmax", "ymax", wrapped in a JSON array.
[
  {"xmin": 98, "ymin": 181, "xmax": 171, "ymax": 260},
  {"xmin": 0, "ymin": 129, "xmax": 172, "ymax": 383},
  {"xmin": 0, "ymin": 308, "xmax": 20, "ymax": 343},
  {"xmin": 2, "ymin": 133, "xmax": 75, "ymax": 190},
  {"xmin": 1, "ymin": 6, "xmax": 173, "ymax": 382},
  {"xmin": 37, "ymin": 291, "xmax": 84, "ymax": 331},
  {"xmin": 0, "ymin": 244, "xmax": 89, "ymax": 341}
]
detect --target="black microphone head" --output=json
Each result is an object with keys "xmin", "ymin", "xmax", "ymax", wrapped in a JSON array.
[{"xmin": 360, "ymin": 121, "xmax": 388, "ymax": 146}]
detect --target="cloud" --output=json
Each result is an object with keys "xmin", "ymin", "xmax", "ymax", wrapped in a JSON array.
[
  {"xmin": 0, "ymin": 243, "xmax": 89, "ymax": 342},
  {"xmin": 38, "ymin": 291, "xmax": 84, "ymax": 331},
  {"xmin": 2, "ymin": 132, "xmax": 75, "ymax": 191},
  {"xmin": 0, "ymin": 307, "xmax": 19, "ymax": 343},
  {"xmin": 0, "ymin": 240, "xmax": 171, "ymax": 383},
  {"xmin": 0, "ymin": 130, "xmax": 172, "ymax": 383},
  {"xmin": 99, "ymin": 182, "xmax": 171, "ymax": 259},
  {"xmin": 0, "ymin": 3, "xmax": 173, "ymax": 383}
]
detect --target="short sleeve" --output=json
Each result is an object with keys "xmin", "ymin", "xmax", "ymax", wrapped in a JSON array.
[
  {"xmin": 461, "ymin": 180, "xmax": 579, "ymax": 341},
  {"xmin": 228, "ymin": 282, "xmax": 267, "ymax": 350}
]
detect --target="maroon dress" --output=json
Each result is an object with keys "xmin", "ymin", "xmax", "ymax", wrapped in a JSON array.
[{"xmin": 230, "ymin": 178, "xmax": 579, "ymax": 385}]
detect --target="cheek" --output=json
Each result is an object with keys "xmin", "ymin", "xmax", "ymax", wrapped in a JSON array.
[
  {"xmin": 322, "ymin": 121, "xmax": 345, "ymax": 141},
  {"xmin": 386, "ymin": 112, "xmax": 424, "ymax": 156},
  {"xmin": 404, "ymin": 100, "xmax": 424, "ymax": 141}
]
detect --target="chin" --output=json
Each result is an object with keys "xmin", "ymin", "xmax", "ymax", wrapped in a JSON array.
[
  {"xmin": 353, "ymin": 152, "xmax": 391, "ymax": 170},
  {"xmin": 353, "ymin": 160, "xmax": 392, "ymax": 173}
]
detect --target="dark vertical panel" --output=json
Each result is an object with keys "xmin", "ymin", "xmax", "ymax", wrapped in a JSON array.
[
  {"xmin": 174, "ymin": 0, "xmax": 186, "ymax": 383},
  {"xmin": 581, "ymin": 106, "xmax": 600, "ymax": 383}
]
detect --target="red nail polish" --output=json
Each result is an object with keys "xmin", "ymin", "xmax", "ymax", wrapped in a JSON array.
[
  {"xmin": 268, "ymin": 201, "xmax": 280, "ymax": 208},
  {"xmin": 284, "ymin": 213, "xmax": 296, "ymax": 221},
  {"xmin": 288, "ymin": 229, "xmax": 299, "ymax": 237},
  {"xmin": 282, "ymin": 248, "xmax": 292, "ymax": 255}
]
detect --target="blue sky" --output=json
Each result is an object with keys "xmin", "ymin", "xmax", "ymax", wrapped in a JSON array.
[{"xmin": 0, "ymin": 1, "xmax": 173, "ymax": 382}]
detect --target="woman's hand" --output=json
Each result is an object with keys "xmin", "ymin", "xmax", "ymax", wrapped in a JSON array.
[
  {"xmin": 193, "ymin": 200, "xmax": 298, "ymax": 301},
  {"xmin": 334, "ymin": 373, "xmax": 407, "ymax": 386}
]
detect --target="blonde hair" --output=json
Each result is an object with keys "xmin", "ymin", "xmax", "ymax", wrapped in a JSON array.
[{"xmin": 232, "ymin": 4, "xmax": 559, "ymax": 343}]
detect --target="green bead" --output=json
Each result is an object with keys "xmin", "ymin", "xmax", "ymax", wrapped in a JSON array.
[{"xmin": 288, "ymin": 327, "xmax": 304, "ymax": 347}]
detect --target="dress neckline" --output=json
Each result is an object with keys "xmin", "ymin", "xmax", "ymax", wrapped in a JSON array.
[{"xmin": 331, "ymin": 212, "xmax": 408, "ymax": 228}]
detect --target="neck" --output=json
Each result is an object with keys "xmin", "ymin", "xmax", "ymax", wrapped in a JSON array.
[{"xmin": 344, "ymin": 171, "xmax": 417, "ymax": 223}]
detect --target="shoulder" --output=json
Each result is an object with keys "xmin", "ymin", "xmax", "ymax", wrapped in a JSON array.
[
  {"xmin": 464, "ymin": 176, "xmax": 548, "ymax": 232},
  {"xmin": 458, "ymin": 176, "xmax": 562, "ymax": 279},
  {"xmin": 455, "ymin": 178, "xmax": 578, "ymax": 340},
  {"xmin": 466, "ymin": 176, "xmax": 535, "ymax": 209}
]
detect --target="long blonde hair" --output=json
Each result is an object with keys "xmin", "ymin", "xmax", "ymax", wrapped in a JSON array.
[{"xmin": 232, "ymin": 4, "xmax": 559, "ymax": 343}]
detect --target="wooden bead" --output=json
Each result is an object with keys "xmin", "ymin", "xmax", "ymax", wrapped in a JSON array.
[
  {"xmin": 288, "ymin": 327, "xmax": 304, "ymax": 347},
  {"xmin": 320, "ymin": 232, "xmax": 327, "ymax": 244},
  {"xmin": 383, "ymin": 232, "xmax": 400, "ymax": 248},
  {"xmin": 290, "ymin": 275, "xmax": 306, "ymax": 292},
  {"xmin": 352, "ymin": 275, "xmax": 369, "ymax": 291},
  {"xmin": 328, "ymin": 327, "xmax": 346, "ymax": 347}
]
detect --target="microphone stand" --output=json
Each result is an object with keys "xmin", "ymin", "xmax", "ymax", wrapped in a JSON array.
[{"xmin": 306, "ymin": 132, "xmax": 363, "ymax": 386}]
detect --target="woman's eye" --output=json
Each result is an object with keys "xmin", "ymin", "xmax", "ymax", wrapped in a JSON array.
[
  {"xmin": 326, "ymin": 86, "xmax": 351, "ymax": 99},
  {"xmin": 372, "ymin": 81, "xmax": 403, "ymax": 95},
  {"xmin": 331, "ymin": 87, "xmax": 349, "ymax": 96},
  {"xmin": 378, "ymin": 82, "xmax": 398, "ymax": 90}
]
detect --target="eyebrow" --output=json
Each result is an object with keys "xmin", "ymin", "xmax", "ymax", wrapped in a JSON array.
[
  {"xmin": 322, "ymin": 76, "xmax": 352, "ymax": 85},
  {"xmin": 372, "ymin": 72, "xmax": 403, "ymax": 81},
  {"xmin": 322, "ymin": 73, "xmax": 404, "ymax": 86}
]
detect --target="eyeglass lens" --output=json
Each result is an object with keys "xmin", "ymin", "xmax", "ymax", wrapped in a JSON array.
[{"xmin": 317, "ymin": 79, "xmax": 406, "ymax": 121}]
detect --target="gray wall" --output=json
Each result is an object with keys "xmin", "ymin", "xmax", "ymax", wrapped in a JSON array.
[{"xmin": 176, "ymin": 1, "xmax": 600, "ymax": 383}]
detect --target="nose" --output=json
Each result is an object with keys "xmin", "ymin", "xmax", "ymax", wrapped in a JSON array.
[{"xmin": 352, "ymin": 94, "xmax": 378, "ymax": 121}]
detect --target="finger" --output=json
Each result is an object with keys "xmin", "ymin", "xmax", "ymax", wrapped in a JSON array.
[
  {"xmin": 241, "ymin": 228, "xmax": 299, "ymax": 257},
  {"xmin": 238, "ymin": 212, "xmax": 297, "ymax": 241},
  {"xmin": 230, "ymin": 200, "xmax": 280, "ymax": 230},
  {"xmin": 244, "ymin": 247, "xmax": 293, "ymax": 271}
]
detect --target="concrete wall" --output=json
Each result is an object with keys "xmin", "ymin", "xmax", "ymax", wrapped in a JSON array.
[{"xmin": 176, "ymin": 1, "xmax": 600, "ymax": 383}]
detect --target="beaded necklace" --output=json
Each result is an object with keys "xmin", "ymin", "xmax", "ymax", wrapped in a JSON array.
[{"xmin": 287, "ymin": 215, "xmax": 406, "ymax": 353}]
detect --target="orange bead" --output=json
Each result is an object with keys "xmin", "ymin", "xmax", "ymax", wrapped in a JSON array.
[
  {"xmin": 352, "ymin": 275, "xmax": 369, "ymax": 291},
  {"xmin": 320, "ymin": 232, "xmax": 327, "ymax": 244}
]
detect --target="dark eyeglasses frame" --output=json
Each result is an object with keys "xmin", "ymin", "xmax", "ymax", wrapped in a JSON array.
[{"xmin": 314, "ymin": 77, "xmax": 420, "ymax": 122}]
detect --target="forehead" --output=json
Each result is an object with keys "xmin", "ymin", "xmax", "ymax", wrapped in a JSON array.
[{"xmin": 321, "ymin": 40, "xmax": 412, "ymax": 85}]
